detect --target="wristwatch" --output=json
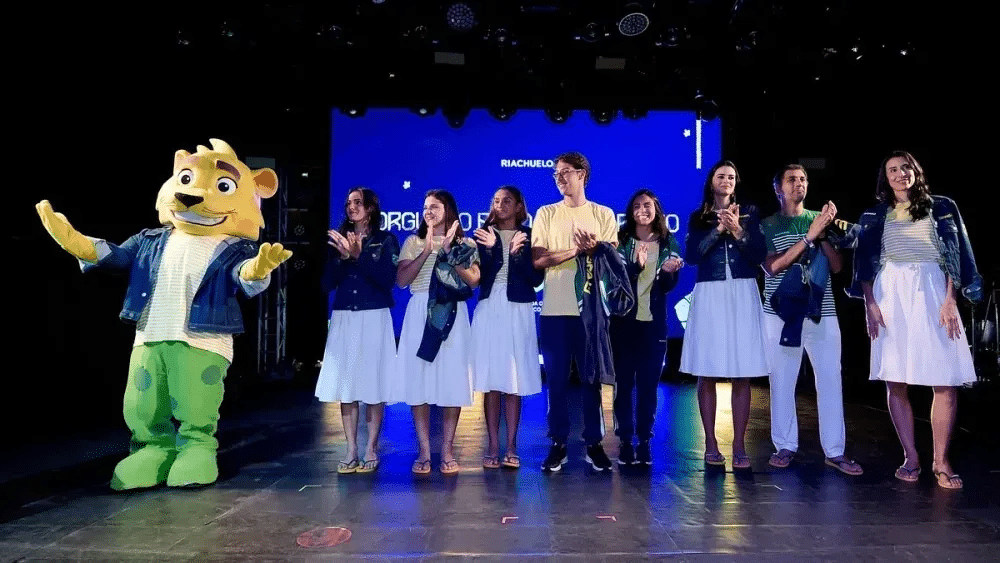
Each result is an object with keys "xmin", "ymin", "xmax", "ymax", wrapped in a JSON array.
[{"xmin": 803, "ymin": 236, "xmax": 815, "ymax": 249}]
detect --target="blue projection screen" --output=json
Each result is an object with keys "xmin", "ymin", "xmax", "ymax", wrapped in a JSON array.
[{"xmin": 330, "ymin": 108, "xmax": 722, "ymax": 339}]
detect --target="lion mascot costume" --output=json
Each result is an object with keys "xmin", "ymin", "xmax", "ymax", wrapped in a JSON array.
[{"xmin": 36, "ymin": 139, "xmax": 292, "ymax": 490}]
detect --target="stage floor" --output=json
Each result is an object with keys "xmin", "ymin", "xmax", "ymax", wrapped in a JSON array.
[{"xmin": 2, "ymin": 380, "xmax": 999, "ymax": 562}]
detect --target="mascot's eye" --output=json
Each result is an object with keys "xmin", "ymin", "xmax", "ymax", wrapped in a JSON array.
[
  {"xmin": 178, "ymin": 169, "xmax": 194, "ymax": 185},
  {"xmin": 217, "ymin": 178, "xmax": 237, "ymax": 194}
]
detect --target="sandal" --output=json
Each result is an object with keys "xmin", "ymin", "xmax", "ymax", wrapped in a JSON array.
[
  {"xmin": 357, "ymin": 457, "xmax": 380, "ymax": 473},
  {"xmin": 768, "ymin": 449, "xmax": 795, "ymax": 468},
  {"xmin": 932, "ymin": 464, "xmax": 963, "ymax": 489},
  {"xmin": 337, "ymin": 458, "xmax": 360, "ymax": 474},
  {"xmin": 483, "ymin": 455, "xmax": 500, "ymax": 469},
  {"xmin": 501, "ymin": 453, "xmax": 521, "ymax": 469},
  {"xmin": 894, "ymin": 465, "xmax": 921, "ymax": 483},
  {"xmin": 411, "ymin": 459, "xmax": 431, "ymax": 475},
  {"xmin": 704, "ymin": 452, "xmax": 726, "ymax": 466},
  {"xmin": 825, "ymin": 457, "xmax": 863, "ymax": 476},
  {"xmin": 732, "ymin": 454, "xmax": 751, "ymax": 470},
  {"xmin": 440, "ymin": 459, "xmax": 461, "ymax": 475}
]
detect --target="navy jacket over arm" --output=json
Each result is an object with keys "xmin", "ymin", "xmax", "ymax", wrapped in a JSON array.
[{"xmin": 574, "ymin": 242, "xmax": 636, "ymax": 385}]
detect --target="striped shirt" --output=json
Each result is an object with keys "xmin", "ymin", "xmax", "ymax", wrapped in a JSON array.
[
  {"xmin": 880, "ymin": 214, "xmax": 943, "ymax": 265},
  {"xmin": 133, "ymin": 231, "xmax": 234, "ymax": 361},
  {"xmin": 760, "ymin": 210, "xmax": 837, "ymax": 318},
  {"xmin": 492, "ymin": 229, "xmax": 518, "ymax": 285},
  {"xmin": 400, "ymin": 235, "xmax": 478, "ymax": 294}
]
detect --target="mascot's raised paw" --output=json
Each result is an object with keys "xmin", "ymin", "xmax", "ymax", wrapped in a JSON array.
[
  {"xmin": 35, "ymin": 200, "xmax": 98, "ymax": 262},
  {"xmin": 240, "ymin": 242, "xmax": 293, "ymax": 281}
]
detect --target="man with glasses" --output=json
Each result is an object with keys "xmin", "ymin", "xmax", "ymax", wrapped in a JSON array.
[{"xmin": 531, "ymin": 152, "xmax": 619, "ymax": 472}]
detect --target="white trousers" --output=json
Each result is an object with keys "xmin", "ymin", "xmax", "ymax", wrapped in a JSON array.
[{"xmin": 763, "ymin": 313, "xmax": 846, "ymax": 458}]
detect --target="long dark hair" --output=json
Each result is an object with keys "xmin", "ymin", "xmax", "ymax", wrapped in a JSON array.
[
  {"xmin": 338, "ymin": 187, "xmax": 382, "ymax": 236},
  {"xmin": 483, "ymin": 185, "xmax": 529, "ymax": 228},
  {"xmin": 691, "ymin": 160, "xmax": 740, "ymax": 227},
  {"xmin": 417, "ymin": 189, "xmax": 464, "ymax": 245},
  {"xmin": 876, "ymin": 151, "xmax": 932, "ymax": 221},
  {"xmin": 619, "ymin": 188, "xmax": 670, "ymax": 245}
]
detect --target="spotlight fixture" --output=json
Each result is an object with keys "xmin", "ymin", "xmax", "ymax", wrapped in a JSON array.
[
  {"xmin": 590, "ymin": 108, "xmax": 616, "ymax": 125},
  {"xmin": 545, "ymin": 107, "xmax": 572, "ymax": 124},
  {"xmin": 442, "ymin": 105, "xmax": 470, "ymax": 128},
  {"xmin": 340, "ymin": 106, "xmax": 367, "ymax": 118},
  {"xmin": 410, "ymin": 105, "xmax": 437, "ymax": 117},
  {"xmin": 618, "ymin": 3, "xmax": 650, "ymax": 37},
  {"xmin": 693, "ymin": 92, "xmax": 718, "ymax": 121},
  {"xmin": 488, "ymin": 105, "xmax": 516, "ymax": 122},
  {"xmin": 577, "ymin": 22, "xmax": 604, "ymax": 43},
  {"xmin": 654, "ymin": 26, "xmax": 683, "ymax": 48},
  {"xmin": 446, "ymin": 3, "xmax": 477, "ymax": 32}
]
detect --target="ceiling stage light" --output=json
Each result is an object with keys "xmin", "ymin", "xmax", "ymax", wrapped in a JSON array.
[{"xmin": 446, "ymin": 3, "xmax": 477, "ymax": 32}]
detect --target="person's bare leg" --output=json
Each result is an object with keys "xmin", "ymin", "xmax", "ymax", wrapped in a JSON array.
[
  {"xmin": 340, "ymin": 402, "xmax": 360, "ymax": 461},
  {"xmin": 931, "ymin": 386, "xmax": 962, "ymax": 487},
  {"xmin": 731, "ymin": 379, "xmax": 751, "ymax": 458},
  {"xmin": 504, "ymin": 393, "xmax": 522, "ymax": 457},
  {"xmin": 411, "ymin": 404, "xmax": 432, "ymax": 463},
  {"xmin": 441, "ymin": 406, "xmax": 461, "ymax": 463},
  {"xmin": 484, "ymin": 391, "xmax": 501, "ymax": 459},
  {"xmin": 886, "ymin": 382, "xmax": 919, "ymax": 470},
  {"xmin": 363, "ymin": 403, "xmax": 385, "ymax": 461},
  {"xmin": 697, "ymin": 377, "xmax": 720, "ymax": 455}
]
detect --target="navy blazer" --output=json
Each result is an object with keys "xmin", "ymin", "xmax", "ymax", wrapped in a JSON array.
[
  {"xmin": 849, "ymin": 195, "xmax": 982, "ymax": 302},
  {"xmin": 322, "ymin": 230, "xmax": 400, "ymax": 311},
  {"xmin": 684, "ymin": 204, "xmax": 766, "ymax": 282},
  {"xmin": 476, "ymin": 225, "xmax": 544, "ymax": 303}
]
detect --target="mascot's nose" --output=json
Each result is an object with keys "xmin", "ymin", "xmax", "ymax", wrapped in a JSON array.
[{"xmin": 175, "ymin": 193, "xmax": 204, "ymax": 208}]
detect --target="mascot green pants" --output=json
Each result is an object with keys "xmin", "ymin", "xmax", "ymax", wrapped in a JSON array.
[{"xmin": 113, "ymin": 342, "xmax": 230, "ymax": 490}]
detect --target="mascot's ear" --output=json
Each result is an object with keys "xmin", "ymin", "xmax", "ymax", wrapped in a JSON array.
[
  {"xmin": 174, "ymin": 150, "xmax": 192, "ymax": 171},
  {"xmin": 253, "ymin": 168, "xmax": 279, "ymax": 199}
]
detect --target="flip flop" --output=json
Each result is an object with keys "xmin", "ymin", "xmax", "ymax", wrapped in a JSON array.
[
  {"xmin": 825, "ymin": 457, "xmax": 863, "ymax": 476},
  {"xmin": 704, "ymin": 452, "xmax": 726, "ymax": 466},
  {"xmin": 483, "ymin": 455, "xmax": 500, "ymax": 469},
  {"xmin": 411, "ymin": 459, "xmax": 431, "ymax": 475},
  {"xmin": 732, "ymin": 454, "xmax": 752, "ymax": 470},
  {"xmin": 932, "ymin": 467, "xmax": 963, "ymax": 489},
  {"xmin": 501, "ymin": 453, "xmax": 521, "ymax": 469},
  {"xmin": 894, "ymin": 465, "xmax": 921, "ymax": 482},
  {"xmin": 440, "ymin": 459, "xmax": 461, "ymax": 475},
  {"xmin": 337, "ymin": 458, "xmax": 359, "ymax": 474},
  {"xmin": 768, "ymin": 449, "xmax": 795, "ymax": 468},
  {"xmin": 357, "ymin": 457, "xmax": 380, "ymax": 474}
]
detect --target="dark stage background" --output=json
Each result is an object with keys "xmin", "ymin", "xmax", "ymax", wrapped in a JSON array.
[{"xmin": 7, "ymin": 2, "xmax": 995, "ymax": 454}]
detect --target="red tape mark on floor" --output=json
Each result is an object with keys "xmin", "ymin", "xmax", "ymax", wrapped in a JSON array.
[
  {"xmin": 297, "ymin": 527, "xmax": 352, "ymax": 548},
  {"xmin": 596, "ymin": 515, "xmax": 617, "ymax": 522}
]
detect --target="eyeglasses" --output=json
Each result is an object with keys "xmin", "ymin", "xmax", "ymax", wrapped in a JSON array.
[{"xmin": 552, "ymin": 169, "xmax": 583, "ymax": 179}]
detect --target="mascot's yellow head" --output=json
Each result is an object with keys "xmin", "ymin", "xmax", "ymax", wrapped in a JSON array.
[{"xmin": 155, "ymin": 139, "xmax": 277, "ymax": 240}]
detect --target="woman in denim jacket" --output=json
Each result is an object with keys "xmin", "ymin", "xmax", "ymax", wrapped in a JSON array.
[
  {"xmin": 610, "ymin": 189, "xmax": 683, "ymax": 466},
  {"xmin": 679, "ymin": 161, "xmax": 768, "ymax": 470},
  {"xmin": 851, "ymin": 151, "xmax": 982, "ymax": 489},
  {"xmin": 317, "ymin": 187, "xmax": 401, "ymax": 474},
  {"xmin": 470, "ymin": 186, "xmax": 544, "ymax": 470},
  {"xmin": 395, "ymin": 189, "xmax": 480, "ymax": 475}
]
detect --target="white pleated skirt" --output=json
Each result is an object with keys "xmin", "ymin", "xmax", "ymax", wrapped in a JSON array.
[
  {"xmin": 680, "ymin": 277, "xmax": 768, "ymax": 378},
  {"xmin": 315, "ymin": 308, "xmax": 399, "ymax": 404},
  {"xmin": 470, "ymin": 284, "xmax": 542, "ymax": 396},
  {"xmin": 870, "ymin": 261, "xmax": 977, "ymax": 386},
  {"xmin": 395, "ymin": 292, "xmax": 475, "ymax": 407}
]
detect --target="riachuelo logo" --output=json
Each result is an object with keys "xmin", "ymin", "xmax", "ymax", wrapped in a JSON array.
[{"xmin": 500, "ymin": 159, "xmax": 556, "ymax": 168}]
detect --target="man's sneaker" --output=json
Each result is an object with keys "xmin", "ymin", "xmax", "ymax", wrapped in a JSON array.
[
  {"xmin": 636, "ymin": 441, "xmax": 652, "ymax": 465},
  {"xmin": 618, "ymin": 442, "xmax": 636, "ymax": 466},
  {"xmin": 542, "ymin": 443, "xmax": 568, "ymax": 472},
  {"xmin": 586, "ymin": 444, "xmax": 613, "ymax": 472}
]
